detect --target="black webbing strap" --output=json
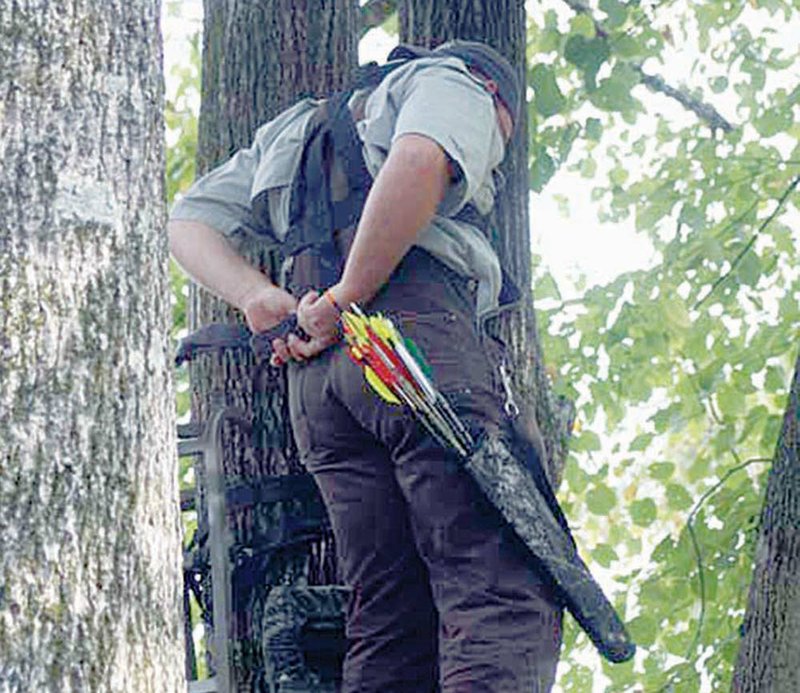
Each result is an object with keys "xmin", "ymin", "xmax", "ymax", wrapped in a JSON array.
[{"xmin": 174, "ymin": 316, "xmax": 304, "ymax": 367}]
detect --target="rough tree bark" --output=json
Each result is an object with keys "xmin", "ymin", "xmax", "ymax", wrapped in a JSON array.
[
  {"xmin": 732, "ymin": 353, "xmax": 800, "ymax": 692},
  {"xmin": 399, "ymin": 0, "xmax": 574, "ymax": 486},
  {"xmin": 0, "ymin": 1, "xmax": 184, "ymax": 692},
  {"xmin": 190, "ymin": 0, "xmax": 358, "ymax": 687}
]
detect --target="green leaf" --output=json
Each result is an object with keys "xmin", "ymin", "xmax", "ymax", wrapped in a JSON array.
[
  {"xmin": 717, "ymin": 383, "xmax": 745, "ymax": 418},
  {"xmin": 678, "ymin": 203, "xmax": 706, "ymax": 231},
  {"xmin": 688, "ymin": 455, "xmax": 712, "ymax": 483},
  {"xmin": 561, "ymin": 663, "xmax": 594, "ymax": 690},
  {"xmin": 664, "ymin": 298, "xmax": 691, "ymax": 329},
  {"xmin": 535, "ymin": 273, "xmax": 562, "ymax": 301},
  {"xmin": 612, "ymin": 34, "xmax": 645, "ymax": 58},
  {"xmin": 599, "ymin": 0, "xmax": 628, "ymax": 27},
  {"xmin": 630, "ymin": 433, "xmax": 653, "ymax": 452},
  {"xmin": 557, "ymin": 123, "xmax": 581, "ymax": 162},
  {"xmin": 580, "ymin": 156, "xmax": 597, "ymax": 177},
  {"xmin": 531, "ymin": 64, "xmax": 566, "ymax": 117},
  {"xmin": 736, "ymin": 250, "xmax": 762, "ymax": 287},
  {"xmin": 753, "ymin": 108, "xmax": 794, "ymax": 137},
  {"xmin": 585, "ymin": 117, "xmax": 602, "ymax": 141},
  {"xmin": 380, "ymin": 11, "xmax": 399, "ymax": 35},
  {"xmin": 587, "ymin": 484, "xmax": 617, "ymax": 515},
  {"xmin": 765, "ymin": 365, "xmax": 786, "ymax": 392},
  {"xmin": 530, "ymin": 146, "xmax": 557, "ymax": 192},
  {"xmin": 666, "ymin": 483, "xmax": 693, "ymax": 511},
  {"xmin": 649, "ymin": 461, "xmax": 676, "ymax": 480},
  {"xmin": 569, "ymin": 14, "xmax": 596, "ymax": 38},
  {"xmin": 573, "ymin": 430, "xmax": 602, "ymax": 452},
  {"xmin": 593, "ymin": 543, "xmax": 619, "ymax": 567},
  {"xmin": 610, "ymin": 165, "xmax": 629, "ymax": 186},
  {"xmin": 565, "ymin": 456, "xmax": 590, "ymax": 494},
  {"xmin": 564, "ymin": 35, "xmax": 610, "ymax": 90},
  {"xmin": 628, "ymin": 613, "xmax": 658, "ymax": 647},
  {"xmin": 762, "ymin": 413, "xmax": 783, "ymax": 450},
  {"xmin": 591, "ymin": 63, "xmax": 642, "ymax": 114},
  {"xmin": 652, "ymin": 536, "xmax": 675, "ymax": 562},
  {"xmin": 630, "ymin": 498, "xmax": 658, "ymax": 527},
  {"xmin": 710, "ymin": 76, "xmax": 729, "ymax": 93},
  {"xmin": 740, "ymin": 404, "xmax": 770, "ymax": 442}
]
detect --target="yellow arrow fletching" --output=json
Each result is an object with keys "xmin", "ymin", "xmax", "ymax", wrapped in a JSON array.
[
  {"xmin": 369, "ymin": 313, "xmax": 395, "ymax": 343},
  {"xmin": 365, "ymin": 366, "xmax": 401, "ymax": 404},
  {"xmin": 343, "ymin": 311, "xmax": 369, "ymax": 344}
]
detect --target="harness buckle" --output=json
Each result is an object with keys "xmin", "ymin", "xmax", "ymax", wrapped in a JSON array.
[{"xmin": 498, "ymin": 361, "xmax": 520, "ymax": 419}]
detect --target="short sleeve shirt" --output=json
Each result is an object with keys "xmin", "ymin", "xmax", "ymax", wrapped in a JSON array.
[{"xmin": 169, "ymin": 56, "xmax": 506, "ymax": 315}]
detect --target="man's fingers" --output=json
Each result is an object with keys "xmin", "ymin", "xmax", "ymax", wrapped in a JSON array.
[
  {"xmin": 288, "ymin": 333, "xmax": 337, "ymax": 360},
  {"xmin": 272, "ymin": 337, "xmax": 291, "ymax": 365},
  {"xmin": 287, "ymin": 334, "xmax": 312, "ymax": 360},
  {"xmin": 297, "ymin": 291, "xmax": 321, "ymax": 330},
  {"xmin": 298, "ymin": 290, "xmax": 320, "ymax": 311}
]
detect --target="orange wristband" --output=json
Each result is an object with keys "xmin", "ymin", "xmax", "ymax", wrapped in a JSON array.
[{"xmin": 324, "ymin": 288, "xmax": 342, "ymax": 314}]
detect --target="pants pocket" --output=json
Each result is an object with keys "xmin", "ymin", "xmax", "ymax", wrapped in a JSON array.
[{"xmin": 392, "ymin": 310, "xmax": 492, "ymax": 397}]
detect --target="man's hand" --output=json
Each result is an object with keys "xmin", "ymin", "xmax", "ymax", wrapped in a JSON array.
[
  {"xmin": 282, "ymin": 289, "xmax": 342, "ymax": 364},
  {"xmin": 243, "ymin": 285, "xmax": 341, "ymax": 365},
  {"xmin": 297, "ymin": 289, "xmax": 342, "ymax": 339},
  {"xmin": 241, "ymin": 284, "xmax": 297, "ymax": 333},
  {"xmin": 279, "ymin": 331, "xmax": 340, "ymax": 364},
  {"xmin": 239, "ymin": 284, "xmax": 300, "ymax": 365}
]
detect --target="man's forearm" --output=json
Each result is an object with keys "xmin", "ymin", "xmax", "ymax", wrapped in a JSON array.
[
  {"xmin": 335, "ymin": 133, "xmax": 449, "ymax": 306},
  {"xmin": 168, "ymin": 219, "xmax": 272, "ymax": 310}
]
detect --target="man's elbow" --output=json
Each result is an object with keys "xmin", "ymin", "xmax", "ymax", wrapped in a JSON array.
[
  {"xmin": 166, "ymin": 219, "xmax": 183, "ymax": 256},
  {"xmin": 167, "ymin": 219, "xmax": 209, "ymax": 257},
  {"xmin": 391, "ymin": 134, "xmax": 449, "ymax": 194}
]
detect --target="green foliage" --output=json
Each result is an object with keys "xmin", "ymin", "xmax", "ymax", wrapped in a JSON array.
[
  {"xmin": 527, "ymin": 0, "xmax": 799, "ymax": 690},
  {"xmin": 165, "ymin": 21, "xmax": 200, "ymax": 208},
  {"xmin": 164, "ymin": 0, "xmax": 201, "ymax": 426}
]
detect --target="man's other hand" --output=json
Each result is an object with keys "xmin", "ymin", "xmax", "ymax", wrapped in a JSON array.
[
  {"xmin": 242, "ymin": 286, "xmax": 340, "ymax": 366},
  {"xmin": 297, "ymin": 289, "xmax": 342, "ymax": 339},
  {"xmin": 274, "ymin": 331, "xmax": 340, "ymax": 365},
  {"xmin": 241, "ymin": 284, "xmax": 297, "ymax": 333}
]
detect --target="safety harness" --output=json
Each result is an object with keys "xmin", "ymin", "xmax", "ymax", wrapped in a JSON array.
[
  {"xmin": 251, "ymin": 58, "xmax": 497, "ymax": 297},
  {"xmin": 176, "ymin": 52, "xmax": 519, "ymax": 365}
]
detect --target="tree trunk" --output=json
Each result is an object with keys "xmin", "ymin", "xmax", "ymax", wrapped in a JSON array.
[
  {"xmin": 0, "ymin": 1, "xmax": 184, "ymax": 691},
  {"xmin": 193, "ymin": 0, "xmax": 358, "ymax": 478},
  {"xmin": 192, "ymin": 0, "xmax": 358, "ymax": 687},
  {"xmin": 732, "ymin": 353, "xmax": 800, "ymax": 692},
  {"xmin": 399, "ymin": 0, "xmax": 574, "ymax": 486}
]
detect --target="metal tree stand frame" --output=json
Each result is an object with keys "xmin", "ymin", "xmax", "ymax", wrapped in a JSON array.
[{"xmin": 180, "ymin": 400, "xmax": 346, "ymax": 693}]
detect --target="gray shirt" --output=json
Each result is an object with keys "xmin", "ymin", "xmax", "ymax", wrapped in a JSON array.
[{"xmin": 170, "ymin": 55, "xmax": 506, "ymax": 315}]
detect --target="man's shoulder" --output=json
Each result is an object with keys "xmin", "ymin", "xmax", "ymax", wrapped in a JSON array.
[{"xmin": 252, "ymin": 97, "xmax": 322, "ymax": 152}]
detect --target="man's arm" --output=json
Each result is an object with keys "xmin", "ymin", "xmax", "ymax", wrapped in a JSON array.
[
  {"xmin": 168, "ymin": 220, "xmax": 274, "ymax": 312},
  {"xmin": 337, "ymin": 132, "xmax": 449, "ymax": 305},
  {"xmin": 168, "ymin": 219, "xmax": 297, "ymax": 342},
  {"xmin": 296, "ymin": 133, "xmax": 449, "ymax": 343}
]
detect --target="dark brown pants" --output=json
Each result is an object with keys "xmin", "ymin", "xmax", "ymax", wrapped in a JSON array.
[{"xmin": 288, "ymin": 250, "xmax": 562, "ymax": 692}]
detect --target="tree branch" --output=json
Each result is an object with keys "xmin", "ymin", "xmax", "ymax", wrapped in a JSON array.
[
  {"xmin": 360, "ymin": 0, "xmax": 397, "ymax": 37},
  {"xmin": 694, "ymin": 174, "xmax": 800, "ymax": 309},
  {"xmin": 560, "ymin": 0, "xmax": 736, "ymax": 132},
  {"xmin": 682, "ymin": 458, "xmax": 771, "ymax": 658},
  {"xmin": 635, "ymin": 68, "xmax": 734, "ymax": 133}
]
